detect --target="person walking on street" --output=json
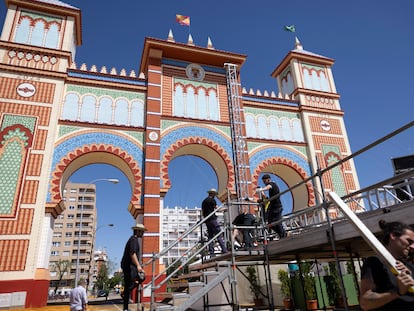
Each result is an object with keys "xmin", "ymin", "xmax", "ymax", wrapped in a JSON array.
[
  {"xmin": 257, "ymin": 174, "xmax": 285, "ymax": 239},
  {"xmin": 202, "ymin": 188, "xmax": 228, "ymax": 256},
  {"xmin": 360, "ymin": 220, "xmax": 414, "ymax": 310},
  {"xmin": 121, "ymin": 223, "xmax": 146, "ymax": 311},
  {"xmin": 70, "ymin": 279, "xmax": 88, "ymax": 311}
]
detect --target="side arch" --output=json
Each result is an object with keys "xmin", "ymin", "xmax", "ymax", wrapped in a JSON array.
[
  {"xmin": 250, "ymin": 147, "xmax": 315, "ymax": 212},
  {"xmin": 47, "ymin": 131, "xmax": 143, "ymax": 217}
]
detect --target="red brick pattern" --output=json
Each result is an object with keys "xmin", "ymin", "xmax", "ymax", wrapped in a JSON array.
[
  {"xmin": 0, "ymin": 208, "xmax": 33, "ymax": 235},
  {"xmin": 26, "ymin": 154, "xmax": 43, "ymax": 176},
  {"xmin": 0, "ymin": 103, "xmax": 51, "ymax": 127},
  {"xmin": 21, "ymin": 180, "xmax": 39, "ymax": 204},
  {"xmin": 0, "ymin": 239, "xmax": 29, "ymax": 271},
  {"xmin": 0, "ymin": 77, "xmax": 55, "ymax": 104}
]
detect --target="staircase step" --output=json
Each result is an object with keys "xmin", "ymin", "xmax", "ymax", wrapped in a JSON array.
[
  {"xmin": 166, "ymin": 280, "xmax": 189, "ymax": 289},
  {"xmin": 203, "ymin": 270, "xmax": 220, "ymax": 276},
  {"xmin": 189, "ymin": 260, "xmax": 217, "ymax": 271},
  {"xmin": 154, "ymin": 292, "xmax": 174, "ymax": 299},
  {"xmin": 154, "ymin": 303, "xmax": 175, "ymax": 311},
  {"xmin": 188, "ymin": 281, "xmax": 205, "ymax": 288},
  {"xmin": 176, "ymin": 271, "xmax": 202, "ymax": 280}
]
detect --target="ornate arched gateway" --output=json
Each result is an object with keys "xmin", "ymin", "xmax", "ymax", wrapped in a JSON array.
[{"xmin": 0, "ymin": 0, "xmax": 360, "ymax": 307}]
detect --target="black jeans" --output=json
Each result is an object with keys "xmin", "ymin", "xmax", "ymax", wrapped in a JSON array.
[
  {"xmin": 267, "ymin": 207, "xmax": 285, "ymax": 238},
  {"xmin": 206, "ymin": 219, "xmax": 227, "ymax": 254},
  {"xmin": 122, "ymin": 264, "xmax": 138, "ymax": 310}
]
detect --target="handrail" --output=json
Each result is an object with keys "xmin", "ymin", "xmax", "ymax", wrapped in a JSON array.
[
  {"xmin": 264, "ymin": 120, "xmax": 414, "ymax": 207},
  {"xmin": 146, "ymin": 203, "xmax": 230, "ymax": 307},
  {"xmin": 265, "ymin": 170, "xmax": 414, "ymax": 237}
]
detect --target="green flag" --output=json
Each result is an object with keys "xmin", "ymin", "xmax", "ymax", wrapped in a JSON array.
[{"xmin": 284, "ymin": 25, "xmax": 296, "ymax": 33}]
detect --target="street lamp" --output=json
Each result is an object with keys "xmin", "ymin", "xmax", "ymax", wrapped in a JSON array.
[
  {"xmin": 88, "ymin": 223, "xmax": 114, "ymax": 291},
  {"xmin": 74, "ymin": 178, "xmax": 119, "ymax": 286}
]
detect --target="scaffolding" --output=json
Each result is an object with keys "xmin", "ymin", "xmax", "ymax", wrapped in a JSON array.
[{"xmin": 225, "ymin": 63, "xmax": 251, "ymax": 202}]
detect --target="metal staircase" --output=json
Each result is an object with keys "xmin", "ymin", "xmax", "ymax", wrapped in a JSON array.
[{"xmin": 143, "ymin": 169, "xmax": 414, "ymax": 311}]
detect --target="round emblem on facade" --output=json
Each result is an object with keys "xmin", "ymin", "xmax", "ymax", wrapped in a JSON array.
[
  {"xmin": 320, "ymin": 120, "xmax": 331, "ymax": 131},
  {"xmin": 185, "ymin": 63, "xmax": 205, "ymax": 81},
  {"xmin": 148, "ymin": 131, "xmax": 159, "ymax": 141},
  {"xmin": 16, "ymin": 82, "xmax": 36, "ymax": 98}
]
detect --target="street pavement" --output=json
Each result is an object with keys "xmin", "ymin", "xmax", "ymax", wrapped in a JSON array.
[{"xmin": 9, "ymin": 294, "xmax": 144, "ymax": 311}]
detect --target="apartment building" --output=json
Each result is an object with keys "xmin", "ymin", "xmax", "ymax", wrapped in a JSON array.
[
  {"xmin": 48, "ymin": 182, "xmax": 97, "ymax": 295},
  {"xmin": 160, "ymin": 206, "xmax": 226, "ymax": 265}
]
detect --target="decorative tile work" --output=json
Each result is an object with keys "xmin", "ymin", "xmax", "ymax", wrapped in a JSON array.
[
  {"xmin": 0, "ymin": 117, "xmax": 35, "ymax": 217},
  {"xmin": 161, "ymin": 136, "xmax": 235, "ymax": 191},
  {"xmin": 251, "ymin": 154, "xmax": 315, "ymax": 207},
  {"xmin": 0, "ymin": 102, "xmax": 51, "ymax": 126},
  {"xmin": 66, "ymin": 84, "xmax": 145, "ymax": 101},
  {"xmin": 1, "ymin": 115, "xmax": 36, "ymax": 132},
  {"xmin": 160, "ymin": 125, "xmax": 234, "ymax": 188},
  {"xmin": 322, "ymin": 145, "xmax": 346, "ymax": 196},
  {"xmin": 0, "ymin": 239, "xmax": 29, "ymax": 271},
  {"xmin": 21, "ymin": 180, "xmax": 39, "ymax": 204},
  {"xmin": 48, "ymin": 132, "xmax": 143, "ymax": 205},
  {"xmin": 161, "ymin": 126, "xmax": 232, "ymax": 157},
  {"xmin": 0, "ymin": 208, "xmax": 34, "ymax": 235},
  {"xmin": 249, "ymin": 146, "xmax": 311, "ymax": 178}
]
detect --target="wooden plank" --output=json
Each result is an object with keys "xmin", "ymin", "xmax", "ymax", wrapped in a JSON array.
[
  {"xmin": 329, "ymin": 191, "xmax": 414, "ymax": 292},
  {"xmin": 176, "ymin": 272, "xmax": 202, "ymax": 280}
]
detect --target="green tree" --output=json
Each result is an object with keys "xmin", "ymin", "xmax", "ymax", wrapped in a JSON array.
[
  {"xmin": 95, "ymin": 262, "xmax": 109, "ymax": 290},
  {"xmin": 51, "ymin": 259, "xmax": 71, "ymax": 293},
  {"xmin": 108, "ymin": 273, "xmax": 123, "ymax": 289}
]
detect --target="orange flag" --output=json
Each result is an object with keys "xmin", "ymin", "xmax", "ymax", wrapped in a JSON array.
[{"xmin": 176, "ymin": 14, "xmax": 190, "ymax": 26}]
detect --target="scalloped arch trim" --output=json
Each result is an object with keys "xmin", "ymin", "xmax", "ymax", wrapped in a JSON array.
[
  {"xmin": 161, "ymin": 137, "xmax": 235, "ymax": 192},
  {"xmin": 253, "ymin": 157, "xmax": 315, "ymax": 206},
  {"xmin": 49, "ymin": 144, "xmax": 141, "ymax": 204}
]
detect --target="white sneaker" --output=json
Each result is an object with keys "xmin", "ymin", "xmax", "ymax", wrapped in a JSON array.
[{"xmin": 234, "ymin": 241, "xmax": 241, "ymax": 248}]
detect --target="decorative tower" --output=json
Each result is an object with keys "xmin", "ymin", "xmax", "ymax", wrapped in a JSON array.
[
  {"xmin": 0, "ymin": 0, "xmax": 81, "ymax": 307},
  {"xmin": 272, "ymin": 37, "xmax": 360, "ymax": 205}
]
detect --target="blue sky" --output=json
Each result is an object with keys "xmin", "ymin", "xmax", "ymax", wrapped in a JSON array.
[{"xmin": 1, "ymin": 0, "xmax": 413, "ymax": 269}]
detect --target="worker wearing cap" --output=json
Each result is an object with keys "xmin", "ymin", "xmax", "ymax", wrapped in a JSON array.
[
  {"xmin": 121, "ymin": 223, "xmax": 146, "ymax": 311},
  {"xmin": 202, "ymin": 188, "xmax": 228, "ymax": 255},
  {"xmin": 257, "ymin": 174, "xmax": 285, "ymax": 239}
]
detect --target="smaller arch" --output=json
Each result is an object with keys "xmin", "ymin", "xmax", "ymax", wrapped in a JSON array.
[
  {"xmin": 161, "ymin": 137, "xmax": 235, "ymax": 195},
  {"xmin": 252, "ymin": 157, "xmax": 315, "ymax": 212}
]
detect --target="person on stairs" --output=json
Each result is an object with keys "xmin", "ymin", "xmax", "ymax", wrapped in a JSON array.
[{"xmin": 201, "ymin": 188, "xmax": 228, "ymax": 256}]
